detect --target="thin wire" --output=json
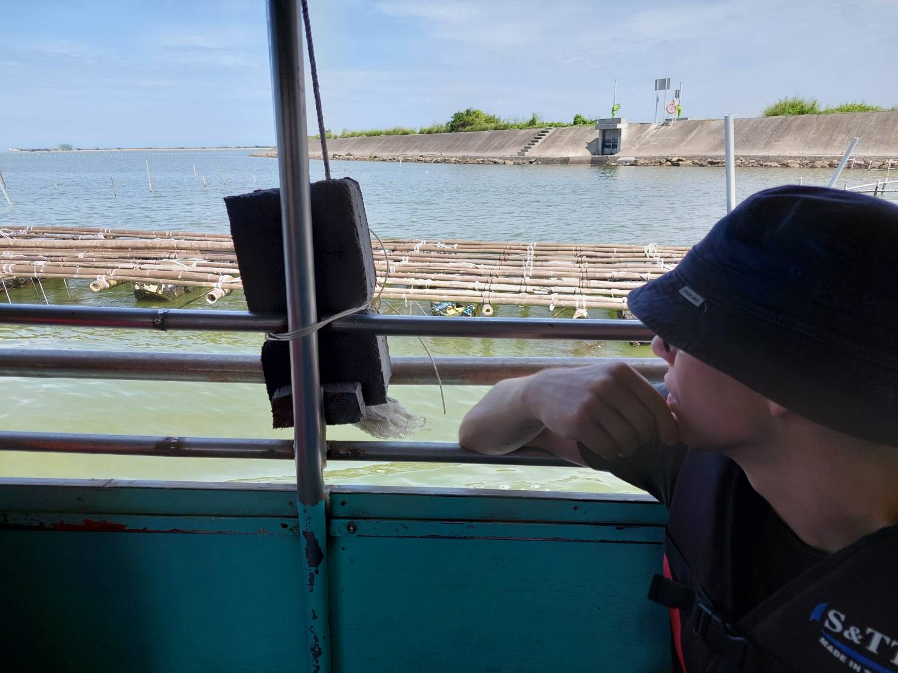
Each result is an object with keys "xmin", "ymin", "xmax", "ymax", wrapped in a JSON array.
[
  {"xmin": 35, "ymin": 277, "xmax": 49, "ymax": 304},
  {"xmin": 266, "ymin": 302, "xmax": 369, "ymax": 341},
  {"xmin": 301, "ymin": 0, "xmax": 330, "ymax": 180},
  {"xmin": 417, "ymin": 336, "xmax": 446, "ymax": 415},
  {"xmin": 369, "ymin": 227, "xmax": 390, "ymax": 307}
]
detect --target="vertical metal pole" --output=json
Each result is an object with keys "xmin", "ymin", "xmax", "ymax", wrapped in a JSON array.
[
  {"xmin": 724, "ymin": 114, "xmax": 736, "ymax": 213},
  {"xmin": 0, "ymin": 177, "xmax": 11, "ymax": 206},
  {"xmin": 654, "ymin": 92, "xmax": 659, "ymax": 124},
  {"xmin": 827, "ymin": 137, "xmax": 860, "ymax": 188},
  {"xmin": 267, "ymin": 1, "xmax": 330, "ymax": 671}
]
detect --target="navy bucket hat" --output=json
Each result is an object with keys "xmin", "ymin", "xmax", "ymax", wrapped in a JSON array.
[{"xmin": 628, "ymin": 185, "xmax": 897, "ymax": 445}]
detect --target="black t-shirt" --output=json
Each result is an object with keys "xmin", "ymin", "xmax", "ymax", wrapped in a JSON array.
[{"xmin": 578, "ymin": 436, "xmax": 826, "ymax": 619}]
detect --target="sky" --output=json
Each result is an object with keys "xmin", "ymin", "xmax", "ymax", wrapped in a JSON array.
[{"xmin": 1, "ymin": 0, "xmax": 896, "ymax": 149}]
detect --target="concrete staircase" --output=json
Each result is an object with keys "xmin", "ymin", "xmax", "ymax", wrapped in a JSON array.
[{"xmin": 517, "ymin": 128, "xmax": 553, "ymax": 156}]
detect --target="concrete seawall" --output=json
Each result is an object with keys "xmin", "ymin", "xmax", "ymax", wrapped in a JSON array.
[
  {"xmin": 322, "ymin": 128, "xmax": 538, "ymax": 158},
  {"xmin": 259, "ymin": 112, "xmax": 897, "ymax": 167}
]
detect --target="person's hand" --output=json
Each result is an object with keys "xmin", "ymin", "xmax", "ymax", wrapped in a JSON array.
[{"xmin": 522, "ymin": 363, "xmax": 679, "ymax": 460}]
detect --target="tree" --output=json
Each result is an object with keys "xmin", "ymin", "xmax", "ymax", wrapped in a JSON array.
[
  {"xmin": 446, "ymin": 108, "xmax": 503, "ymax": 132},
  {"xmin": 58, "ymin": 143, "xmax": 73, "ymax": 151}
]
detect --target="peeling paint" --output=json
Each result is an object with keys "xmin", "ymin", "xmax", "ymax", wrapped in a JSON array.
[
  {"xmin": 0, "ymin": 518, "xmax": 272, "ymax": 536},
  {"xmin": 51, "ymin": 518, "xmax": 129, "ymax": 532},
  {"xmin": 309, "ymin": 622, "xmax": 323, "ymax": 673},
  {"xmin": 302, "ymin": 516, "xmax": 324, "ymax": 593}
]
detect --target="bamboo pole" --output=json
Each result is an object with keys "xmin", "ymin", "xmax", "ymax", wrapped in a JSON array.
[{"xmin": 0, "ymin": 227, "xmax": 692, "ymax": 312}]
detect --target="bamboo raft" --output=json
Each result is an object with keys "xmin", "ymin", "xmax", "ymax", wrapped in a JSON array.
[{"xmin": 0, "ymin": 226, "xmax": 689, "ymax": 315}]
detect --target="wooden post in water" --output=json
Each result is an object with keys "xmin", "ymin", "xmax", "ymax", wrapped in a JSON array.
[
  {"xmin": 192, "ymin": 164, "xmax": 197, "ymax": 176},
  {"xmin": 0, "ymin": 170, "xmax": 11, "ymax": 206},
  {"xmin": 110, "ymin": 177, "xmax": 117, "ymax": 198},
  {"xmin": 146, "ymin": 160, "xmax": 154, "ymax": 193},
  {"xmin": 202, "ymin": 175, "xmax": 208, "ymax": 188}
]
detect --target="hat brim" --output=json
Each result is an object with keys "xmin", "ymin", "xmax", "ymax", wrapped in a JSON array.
[{"xmin": 627, "ymin": 269, "xmax": 896, "ymax": 445}]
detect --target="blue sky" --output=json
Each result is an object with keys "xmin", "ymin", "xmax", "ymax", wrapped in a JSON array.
[{"xmin": 1, "ymin": 0, "xmax": 896, "ymax": 148}]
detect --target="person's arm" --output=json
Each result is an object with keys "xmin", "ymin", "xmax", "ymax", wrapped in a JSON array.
[{"xmin": 459, "ymin": 362, "xmax": 679, "ymax": 462}]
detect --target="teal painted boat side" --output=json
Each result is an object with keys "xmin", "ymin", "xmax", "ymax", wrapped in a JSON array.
[{"xmin": 0, "ymin": 480, "xmax": 668, "ymax": 672}]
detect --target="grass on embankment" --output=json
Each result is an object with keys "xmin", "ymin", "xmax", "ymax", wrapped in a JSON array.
[
  {"xmin": 309, "ymin": 109, "xmax": 600, "ymax": 140},
  {"xmin": 763, "ymin": 96, "xmax": 897, "ymax": 116}
]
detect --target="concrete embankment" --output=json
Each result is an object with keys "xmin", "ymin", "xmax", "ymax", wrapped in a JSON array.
[{"xmin": 255, "ymin": 112, "xmax": 897, "ymax": 167}]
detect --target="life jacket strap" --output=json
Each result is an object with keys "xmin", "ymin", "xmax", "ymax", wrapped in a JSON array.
[{"xmin": 648, "ymin": 573, "xmax": 694, "ymax": 611}]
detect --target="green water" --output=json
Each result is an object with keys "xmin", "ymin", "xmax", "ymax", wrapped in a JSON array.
[{"xmin": 2, "ymin": 151, "xmax": 892, "ymax": 491}]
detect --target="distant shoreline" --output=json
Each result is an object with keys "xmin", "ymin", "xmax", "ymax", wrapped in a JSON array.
[{"xmin": 5, "ymin": 146, "xmax": 270, "ymax": 153}]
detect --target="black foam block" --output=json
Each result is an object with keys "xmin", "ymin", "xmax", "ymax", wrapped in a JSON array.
[{"xmin": 225, "ymin": 179, "xmax": 391, "ymax": 427}]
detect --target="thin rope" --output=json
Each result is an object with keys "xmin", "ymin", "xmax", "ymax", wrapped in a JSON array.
[
  {"xmin": 301, "ymin": 0, "xmax": 330, "ymax": 180},
  {"xmin": 369, "ymin": 227, "xmax": 390, "ymax": 307},
  {"xmin": 35, "ymin": 277, "xmax": 49, "ymax": 304},
  {"xmin": 266, "ymin": 302, "xmax": 368, "ymax": 341},
  {"xmin": 417, "ymin": 336, "xmax": 446, "ymax": 415}
]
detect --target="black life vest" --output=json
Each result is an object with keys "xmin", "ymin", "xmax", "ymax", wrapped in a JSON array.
[{"xmin": 648, "ymin": 452, "xmax": 898, "ymax": 672}]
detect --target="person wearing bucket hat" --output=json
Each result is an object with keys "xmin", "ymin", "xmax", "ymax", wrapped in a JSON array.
[{"xmin": 460, "ymin": 186, "xmax": 897, "ymax": 672}]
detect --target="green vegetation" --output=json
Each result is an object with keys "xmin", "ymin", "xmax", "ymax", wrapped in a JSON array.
[
  {"xmin": 762, "ymin": 97, "xmax": 822, "ymax": 116},
  {"xmin": 317, "ymin": 108, "xmax": 602, "ymax": 139},
  {"xmin": 337, "ymin": 126, "xmax": 417, "ymax": 138},
  {"xmin": 57, "ymin": 143, "xmax": 73, "ymax": 151},
  {"xmin": 763, "ymin": 96, "xmax": 896, "ymax": 116},
  {"xmin": 823, "ymin": 102, "xmax": 894, "ymax": 113}
]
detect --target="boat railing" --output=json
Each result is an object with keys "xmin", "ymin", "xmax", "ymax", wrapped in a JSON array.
[{"xmin": 0, "ymin": 302, "xmax": 660, "ymax": 466}]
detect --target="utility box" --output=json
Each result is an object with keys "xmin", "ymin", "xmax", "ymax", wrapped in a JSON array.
[{"xmin": 596, "ymin": 118, "xmax": 627, "ymax": 155}]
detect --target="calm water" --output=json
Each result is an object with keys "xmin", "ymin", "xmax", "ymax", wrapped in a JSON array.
[{"xmin": 0, "ymin": 151, "xmax": 892, "ymax": 490}]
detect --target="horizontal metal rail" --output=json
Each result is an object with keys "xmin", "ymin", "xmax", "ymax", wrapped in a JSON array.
[
  {"xmin": 0, "ymin": 431, "xmax": 570, "ymax": 467},
  {"xmin": 0, "ymin": 304, "xmax": 653, "ymax": 341},
  {"xmin": 327, "ymin": 441, "xmax": 568, "ymax": 466},
  {"xmin": 0, "ymin": 349, "xmax": 665, "ymax": 384},
  {"xmin": 0, "ymin": 304, "xmax": 286, "ymax": 332},
  {"xmin": 0, "ymin": 431, "xmax": 294, "ymax": 460}
]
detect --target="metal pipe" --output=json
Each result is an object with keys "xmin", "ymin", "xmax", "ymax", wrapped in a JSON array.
[
  {"xmin": 724, "ymin": 114, "xmax": 736, "ymax": 213},
  {"xmin": 268, "ymin": 0, "xmax": 324, "ymax": 503},
  {"xmin": 0, "ymin": 304, "xmax": 654, "ymax": 341},
  {"xmin": 0, "ymin": 304, "xmax": 286, "ymax": 332},
  {"xmin": 0, "ymin": 431, "xmax": 573, "ymax": 467},
  {"xmin": 327, "ymin": 441, "xmax": 571, "ymax": 467},
  {"xmin": 267, "ymin": 1, "xmax": 330, "ymax": 669},
  {"xmin": 0, "ymin": 431, "xmax": 293, "ymax": 459},
  {"xmin": 827, "ymin": 137, "xmax": 861, "ymax": 188},
  {"xmin": 333, "ymin": 313, "xmax": 654, "ymax": 341},
  {"xmin": 0, "ymin": 349, "xmax": 667, "ymax": 384}
]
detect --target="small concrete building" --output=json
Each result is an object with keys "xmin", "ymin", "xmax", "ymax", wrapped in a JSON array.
[{"xmin": 596, "ymin": 118, "xmax": 627, "ymax": 155}]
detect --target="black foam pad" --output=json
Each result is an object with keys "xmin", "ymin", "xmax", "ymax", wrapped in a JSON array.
[{"xmin": 225, "ymin": 178, "xmax": 391, "ymax": 427}]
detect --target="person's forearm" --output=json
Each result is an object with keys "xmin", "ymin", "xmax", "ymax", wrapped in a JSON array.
[{"xmin": 458, "ymin": 375, "xmax": 544, "ymax": 455}]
